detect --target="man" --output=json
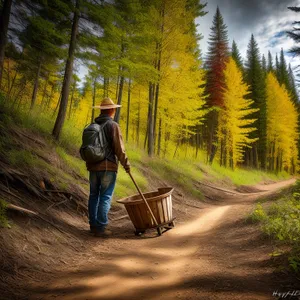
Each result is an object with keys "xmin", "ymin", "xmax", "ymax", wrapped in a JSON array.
[{"xmin": 86, "ymin": 97, "xmax": 130, "ymax": 237}]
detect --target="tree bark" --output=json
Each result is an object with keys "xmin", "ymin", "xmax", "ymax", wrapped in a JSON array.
[
  {"xmin": 136, "ymin": 92, "xmax": 141, "ymax": 147},
  {"xmin": 52, "ymin": 0, "xmax": 79, "ymax": 140},
  {"xmin": 147, "ymin": 82, "xmax": 154, "ymax": 156},
  {"xmin": 0, "ymin": 0, "xmax": 13, "ymax": 89},
  {"xmin": 91, "ymin": 76, "xmax": 97, "ymax": 123},
  {"xmin": 69, "ymin": 79, "xmax": 76, "ymax": 119},
  {"xmin": 114, "ymin": 74, "xmax": 124, "ymax": 124},
  {"xmin": 126, "ymin": 78, "xmax": 131, "ymax": 142},
  {"xmin": 157, "ymin": 118, "xmax": 162, "ymax": 156}
]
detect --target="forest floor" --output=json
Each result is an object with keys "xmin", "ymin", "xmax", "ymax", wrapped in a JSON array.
[{"xmin": 2, "ymin": 176, "xmax": 299, "ymax": 300}]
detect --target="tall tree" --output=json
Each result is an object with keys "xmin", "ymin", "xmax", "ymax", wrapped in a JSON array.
[
  {"xmin": 288, "ymin": 64, "xmax": 299, "ymax": 104},
  {"xmin": 0, "ymin": 0, "xmax": 13, "ymax": 88},
  {"xmin": 205, "ymin": 6, "xmax": 229, "ymax": 163},
  {"xmin": 231, "ymin": 40, "xmax": 243, "ymax": 71},
  {"xmin": 244, "ymin": 34, "xmax": 266, "ymax": 168},
  {"xmin": 266, "ymin": 72, "xmax": 298, "ymax": 173},
  {"xmin": 52, "ymin": 0, "xmax": 80, "ymax": 140},
  {"xmin": 277, "ymin": 48, "xmax": 290, "ymax": 91},
  {"xmin": 267, "ymin": 50, "xmax": 274, "ymax": 73},
  {"xmin": 217, "ymin": 58, "xmax": 258, "ymax": 169}
]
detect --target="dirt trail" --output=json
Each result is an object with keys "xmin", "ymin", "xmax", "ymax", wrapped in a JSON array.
[{"xmin": 31, "ymin": 178, "xmax": 297, "ymax": 300}]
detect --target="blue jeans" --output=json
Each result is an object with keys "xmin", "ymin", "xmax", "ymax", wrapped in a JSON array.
[{"xmin": 88, "ymin": 171, "xmax": 117, "ymax": 229}]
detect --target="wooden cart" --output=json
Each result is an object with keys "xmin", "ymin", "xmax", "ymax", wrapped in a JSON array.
[{"xmin": 117, "ymin": 186, "xmax": 175, "ymax": 236}]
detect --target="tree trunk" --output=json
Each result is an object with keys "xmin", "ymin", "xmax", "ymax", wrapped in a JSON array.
[
  {"xmin": 135, "ymin": 93, "xmax": 141, "ymax": 147},
  {"xmin": 0, "ymin": 0, "xmax": 13, "ymax": 89},
  {"xmin": 69, "ymin": 79, "xmax": 76, "ymax": 120},
  {"xmin": 91, "ymin": 77, "xmax": 97, "ymax": 123},
  {"xmin": 114, "ymin": 74, "xmax": 124, "ymax": 124},
  {"xmin": 157, "ymin": 118, "xmax": 162, "ymax": 156},
  {"xmin": 147, "ymin": 82, "xmax": 154, "ymax": 156},
  {"xmin": 126, "ymin": 79, "xmax": 131, "ymax": 142},
  {"xmin": 41, "ymin": 73, "xmax": 50, "ymax": 108},
  {"xmin": 52, "ymin": 0, "xmax": 79, "ymax": 140},
  {"xmin": 6, "ymin": 57, "xmax": 10, "ymax": 93},
  {"xmin": 30, "ymin": 60, "xmax": 42, "ymax": 110}
]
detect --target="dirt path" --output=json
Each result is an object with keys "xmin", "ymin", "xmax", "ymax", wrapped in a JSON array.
[{"xmin": 31, "ymin": 178, "xmax": 297, "ymax": 300}]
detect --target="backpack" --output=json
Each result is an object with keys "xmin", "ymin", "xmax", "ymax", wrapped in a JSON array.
[{"xmin": 79, "ymin": 121, "xmax": 110, "ymax": 163}]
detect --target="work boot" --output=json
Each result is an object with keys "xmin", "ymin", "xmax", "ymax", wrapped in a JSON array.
[
  {"xmin": 94, "ymin": 227, "xmax": 112, "ymax": 237},
  {"xmin": 90, "ymin": 226, "xmax": 97, "ymax": 234}
]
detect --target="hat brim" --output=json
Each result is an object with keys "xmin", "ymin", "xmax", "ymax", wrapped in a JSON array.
[{"xmin": 93, "ymin": 104, "xmax": 122, "ymax": 109}]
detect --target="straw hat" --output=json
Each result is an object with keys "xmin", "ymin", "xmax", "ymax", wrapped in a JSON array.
[{"xmin": 93, "ymin": 97, "xmax": 121, "ymax": 110}]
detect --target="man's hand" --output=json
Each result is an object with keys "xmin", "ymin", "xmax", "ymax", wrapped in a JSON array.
[{"xmin": 124, "ymin": 165, "xmax": 130, "ymax": 173}]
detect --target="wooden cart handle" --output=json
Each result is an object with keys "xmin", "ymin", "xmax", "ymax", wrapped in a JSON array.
[{"xmin": 128, "ymin": 172, "xmax": 159, "ymax": 226}]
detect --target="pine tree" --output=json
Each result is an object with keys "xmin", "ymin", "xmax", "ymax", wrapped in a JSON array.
[
  {"xmin": 267, "ymin": 51, "xmax": 273, "ymax": 73},
  {"xmin": 52, "ymin": 0, "xmax": 80, "ymax": 140},
  {"xmin": 205, "ymin": 7, "xmax": 229, "ymax": 163},
  {"xmin": 19, "ymin": 15, "xmax": 66, "ymax": 109},
  {"xmin": 262, "ymin": 54, "xmax": 267, "ymax": 75},
  {"xmin": 244, "ymin": 34, "xmax": 266, "ymax": 168},
  {"xmin": 288, "ymin": 64, "xmax": 299, "ymax": 104},
  {"xmin": 277, "ymin": 48, "xmax": 291, "ymax": 91},
  {"xmin": 287, "ymin": 6, "xmax": 300, "ymax": 57},
  {"xmin": 231, "ymin": 40, "xmax": 243, "ymax": 71}
]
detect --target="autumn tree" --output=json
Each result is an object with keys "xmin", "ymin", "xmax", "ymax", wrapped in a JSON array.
[
  {"xmin": 217, "ymin": 57, "xmax": 257, "ymax": 169},
  {"xmin": 205, "ymin": 7, "xmax": 229, "ymax": 164},
  {"xmin": 266, "ymin": 72, "xmax": 298, "ymax": 173}
]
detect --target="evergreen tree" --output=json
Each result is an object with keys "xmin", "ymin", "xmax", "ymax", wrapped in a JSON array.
[
  {"xmin": 288, "ymin": 64, "xmax": 299, "ymax": 104},
  {"xmin": 262, "ymin": 54, "xmax": 267, "ymax": 74},
  {"xmin": 267, "ymin": 50, "xmax": 273, "ymax": 73},
  {"xmin": 19, "ymin": 15, "xmax": 66, "ymax": 109},
  {"xmin": 52, "ymin": 0, "xmax": 80, "ymax": 140},
  {"xmin": 205, "ymin": 7, "xmax": 229, "ymax": 163},
  {"xmin": 275, "ymin": 54, "xmax": 280, "ymax": 79},
  {"xmin": 287, "ymin": 6, "xmax": 300, "ymax": 57},
  {"xmin": 231, "ymin": 40, "xmax": 243, "ymax": 71},
  {"xmin": 244, "ymin": 34, "xmax": 266, "ymax": 168},
  {"xmin": 277, "ymin": 48, "xmax": 291, "ymax": 91}
]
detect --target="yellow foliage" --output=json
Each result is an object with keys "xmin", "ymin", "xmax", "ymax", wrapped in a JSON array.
[
  {"xmin": 266, "ymin": 72, "xmax": 298, "ymax": 173},
  {"xmin": 217, "ymin": 57, "xmax": 258, "ymax": 169}
]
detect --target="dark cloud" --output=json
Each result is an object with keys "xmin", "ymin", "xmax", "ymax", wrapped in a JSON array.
[{"xmin": 198, "ymin": 0, "xmax": 299, "ymax": 67}]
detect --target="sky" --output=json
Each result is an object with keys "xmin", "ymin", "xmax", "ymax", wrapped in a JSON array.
[{"xmin": 197, "ymin": 0, "xmax": 300, "ymax": 74}]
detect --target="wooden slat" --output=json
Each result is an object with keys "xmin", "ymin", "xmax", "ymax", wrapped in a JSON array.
[{"xmin": 162, "ymin": 198, "xmax": 168, "ymax": 223}]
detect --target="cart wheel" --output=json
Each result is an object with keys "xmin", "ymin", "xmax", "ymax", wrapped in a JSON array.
[
  {"xmin": 134, "ymin": 230, "xmax": 145, "ymax": 236},
  {"xmin": 157, "ymin": 227, "xmax": 162, "ymax": 236},
  {"xmin": 169, "ymin": 220, "xmax": 175, "ymax": 227}
]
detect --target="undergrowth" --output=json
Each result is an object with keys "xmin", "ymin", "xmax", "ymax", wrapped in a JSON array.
[
  {"xmin": 249, "ymin": 181, "xmax": 300, "ymax": 273},
  {"xmin": 0, "ymin": 199, "xmax": 8, "ymax": 228}
]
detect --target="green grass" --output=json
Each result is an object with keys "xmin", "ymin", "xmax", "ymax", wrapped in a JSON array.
[
  {"xmin": 56, "ymin": 146, "xmax": 88, "ymax": 179},
  {"xmin": 206, "ymin": 162, "xmax": 290, "ymax": 186},
  {"xmin": 147, "ymin": 156, "xmax": 203, "ymax": 199},
  {"xmin": 249, "ymin": 181, "xmax": 300, "ymax": 273},
  {"xmin": 0, "ymin": 199, "xmax": 9, "ymax": 228},
  {"xmin": 113, "ymin": 167, "xmax": 148, "ymax": 200},
  {"xmin": 8, "ymin": 149, "xmax": 38, "ymax": 168}
]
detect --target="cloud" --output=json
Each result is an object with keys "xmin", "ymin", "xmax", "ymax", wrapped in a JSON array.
[{"xmin": 197, "ymin": 0, "xmax": 300, "ymax": 73}]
